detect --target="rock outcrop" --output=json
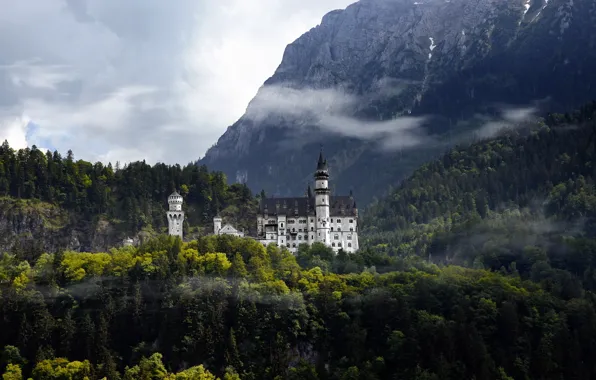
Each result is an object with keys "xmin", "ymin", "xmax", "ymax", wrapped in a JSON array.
[{"xmin": 0, "ymin": 198, "xmax": 142, "ymax": 256}]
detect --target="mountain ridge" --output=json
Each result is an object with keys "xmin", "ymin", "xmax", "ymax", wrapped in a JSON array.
[{"xmin": 200, "ymin": 0, "xmax": 596, "ymax": 204}]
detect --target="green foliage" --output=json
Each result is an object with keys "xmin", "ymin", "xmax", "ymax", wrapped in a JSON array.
[
  {"xmin": 1, "ymin": 233, "xmax": 596, "ymax": 379},
  {"xmin": 363, "ymin": 102, "xmax": 596, "ymax": 290},
  {"xmin": 0, "ymin": 141, "xmax": 257, "ymax": 244}
]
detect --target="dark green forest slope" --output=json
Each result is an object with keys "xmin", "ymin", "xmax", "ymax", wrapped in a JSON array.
[
  {"xmin": 3, "ymin": 235, "xmax": 596, "ymax": 380},
  {"xmin": 362, "ymin": 102, "xmax": 596, "ymax": 292},
  {"xmin": 0, "ymin": 142, "xmax": 256, "ymax": 254}
]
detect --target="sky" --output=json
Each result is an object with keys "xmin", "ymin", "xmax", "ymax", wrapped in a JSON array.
[{"xmin": 0, "ymin": 0, "xmax": 355, "ymax": 165}]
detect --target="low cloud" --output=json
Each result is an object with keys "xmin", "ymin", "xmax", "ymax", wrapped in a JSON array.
[
  {"xmin": 473, "ymin": 106, "xmax": 539, "ymax": 140},
  {"xmin": 245, "ymin": 83, "xmax": 430, "ymax": 150}
]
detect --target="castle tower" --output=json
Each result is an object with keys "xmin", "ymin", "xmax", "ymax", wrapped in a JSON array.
[
  {"xmin": 314, "ymin": 150, "xmax": 331, "ymax": 245},
  {"xmin": 213, "ymin": 215, "xmax": 222, "ymax": 234},
  {"xmin": 167, "ymin": 191, "xmax": 185, "ymax": 239}
]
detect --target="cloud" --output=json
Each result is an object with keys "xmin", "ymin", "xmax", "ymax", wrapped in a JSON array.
[
  {"xmin": 0, "ymin": 115, "xmax": 30, "ymax": 150},
  {"xmin": 244, "ymin": 83, "xmax": 430, "ymax": 150},
  {"xmin": 474, "ymin": 106, "xmax": 539, "ymax": 140},
  {"xmin": 0, "ymin": 0, "xmax": 356, "ymax": 165}
]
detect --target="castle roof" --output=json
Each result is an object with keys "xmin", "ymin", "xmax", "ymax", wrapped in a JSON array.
[
  {"xmin": 259, "ymin": 196, "xmax": 357, "ymax": 217},
  {"xmin": 317, "ymin": 149, "xmax": 328, "ymax": 171}
]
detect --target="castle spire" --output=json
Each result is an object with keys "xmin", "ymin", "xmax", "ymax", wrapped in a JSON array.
[{"xmin": 317, "ymin": 147, "xmax": 328, "ymax": 171}]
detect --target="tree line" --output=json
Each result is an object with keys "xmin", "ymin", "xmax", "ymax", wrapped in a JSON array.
[{"xmin": 0, "ymin": 142, "xmax": 256, "ymax": 236}]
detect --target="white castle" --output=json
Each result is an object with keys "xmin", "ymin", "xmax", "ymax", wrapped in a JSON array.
[
  {"xmin": 167, "ymin": 151, "xmax": 359, "ymax": 254},
  {"xmin": 167, "ymin": 191, "xmax": 185, "ymax": 239},
  {"xmin": 255, "ymin": 151, "xmax": 359, "ymax": 254}
]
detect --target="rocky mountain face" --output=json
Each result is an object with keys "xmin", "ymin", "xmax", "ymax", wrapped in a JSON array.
[
  {"xmin": 0, "ymin": 198, "xmax": 149, "ymax": 257},
  {"xmin": 200, "ymin": 0, "xmax": 596, "ymax": 205}
]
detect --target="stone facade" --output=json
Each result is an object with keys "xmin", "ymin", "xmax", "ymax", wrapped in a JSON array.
[
  {"xmin": 256, "ymin": 151, "xmax": 359, "ymax": 254},
  {"xmin": 213, "ymin": 215, "xmax": 245, "ymax": 237},
  {"xmin": 167, "ymin": 191, "xmax": 185, "ymax": 239}
]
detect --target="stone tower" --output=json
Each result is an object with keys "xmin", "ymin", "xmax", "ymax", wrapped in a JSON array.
[
  {"xmin": 213, "ymin": 215, "xmax": 222, "ymax": 234},
  {"xmin": 314, "ymin": 150, "xmax": 331, "ymax": 245},
  {"xmin": 167, "ymin": 191, "xmax": 184, "ymax": 239}
]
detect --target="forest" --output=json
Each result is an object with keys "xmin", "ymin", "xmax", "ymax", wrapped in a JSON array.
[
  {"xmin": 0, "ymin": 142, "xmax": 257, "ymax": 237},
  {"xmin": 2, "ymin": 234, "xmax": 596, "ymax": 379},
  {"xmin": 362, "ymin": 102, "xmax": 596, "ymax": 288}
]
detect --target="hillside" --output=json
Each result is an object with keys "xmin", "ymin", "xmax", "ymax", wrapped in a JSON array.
[
  {"xmin": 361, "ymin": 101, "xmax": 596, "ymax": 291},
  {"xmin": 0, "ymin": 141, "xmax": 257, "ymax": 255},
  {"xmin": 200, "ymin": 0, "xmax": 596, "ymax": 204},
  {"xmin": 2, "ymin": 234, "xmax": 596, "ymax": 379}
]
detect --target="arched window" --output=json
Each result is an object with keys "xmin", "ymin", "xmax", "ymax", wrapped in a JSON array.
[
  {"xmin": 348, "ymin": 243, "xmax": 352, "ymax": 247},
  {"xmin": 334, "ymin": 234, "xmax": 339, "ymax": 240},
  {"xmin": 331, "ymin": 227, "xmax": 334, "ymax": 232},
  {"xmin": 332, "ymin": 243, "xmax": 335, "ymax": 247}
]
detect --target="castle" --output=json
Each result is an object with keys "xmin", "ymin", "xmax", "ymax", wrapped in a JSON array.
[
  {"xmin": 255, "ymin": 151, "xmax": 359, "ymax": 253},
  {"xmin": 166, "ymin": 151, "xmax": 359, "ymax": 254}
]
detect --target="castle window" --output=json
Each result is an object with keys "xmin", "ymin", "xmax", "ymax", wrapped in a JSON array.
[
  {"xmin": 331, "ymin": 227, "xmax": 334, "ymax": 232},
  {"xmin": 350, "ymin": 228, "xmax": 354, "ymax": 232},
  {"xmin": 292, "ymin": 243, "xmax": 296, "ymax": 248},
  {"xmin": 280, "ymin": 223, "xmax": 284, "ymax": 227},
  {"xmin": 348, "ymin": 243, "xmax": 352, "ymax": 247},
  {"xmin": 338, "ymin": 227, "xmax": 341, "ymax": 231},
  {"xmin": 311, "ymin": 236, "xmax": 314, "ymax": 240},
  {"xmin": 286, "ymin": 243, "xmax": 290, "ymax": 247},
  {"xmin": 347, "ymin": 235, "xmax": 352, "ymax": 240},
  {"xmin": 298, "ymin": 236, "xmax": 302, "ymax": 240},
  {"xmin": 349, "ymin": 219, "xmax": 353, "ymax": 223},
  {"xmin": 334, "ymin": 234, "xmax": 339, "ymax": 240},
  {"xmin": 310, "ymin": 219, "xmax": 313, "ymax": 223},
  {"xmin": 311, "ymin": 227, "xmax": 314, "ymax": 231},
  {"xmin": 292, "ymin": 228, "xmax": 295, "ymax": 232},
  {"xmin": 336, "ymin": 219, "xmax": 341, "ymax": 223},
  {"xmin": 332, "ymin": 243, "xmax": 335, "ymax": 247}
]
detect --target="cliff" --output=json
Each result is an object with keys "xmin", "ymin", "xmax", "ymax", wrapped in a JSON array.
[{"xmin": 0, "ymin": 197, "xmax": 145, "ymax": 257}]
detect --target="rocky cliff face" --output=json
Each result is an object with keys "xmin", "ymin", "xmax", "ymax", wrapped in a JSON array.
[
  {"xmin": 200, "ymin": 0, "xmax": 596, "ymax": 204},
  {"xmin": 0, "ymin": 198, "xmax": 143, "ymax": 257}
]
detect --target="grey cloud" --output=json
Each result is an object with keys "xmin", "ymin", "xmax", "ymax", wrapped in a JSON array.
[
  {"xmin": 470, "ymin": 106, "xmax": 539, "ymax": 140},
  {"xmin": 0, "ymin": 0, "xmax": 356, "ymax": 164}
]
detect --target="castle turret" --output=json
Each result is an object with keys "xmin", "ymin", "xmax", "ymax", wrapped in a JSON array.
[
  {"xmin": 167, "ymin": 191, "xmax": 185, "ymax": 239},
  {"xmin": 213, "ymin": 215, "xmax": 222, "ymax": 234},
  {"xmin": 314, "ymin": 150, "xmax": 331, "ymax": 245}
]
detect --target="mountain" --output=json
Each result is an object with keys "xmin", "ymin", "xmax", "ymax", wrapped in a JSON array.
[{"xmin": 200, "ymin": 0, "xmax": 596, "ymax": 204}]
